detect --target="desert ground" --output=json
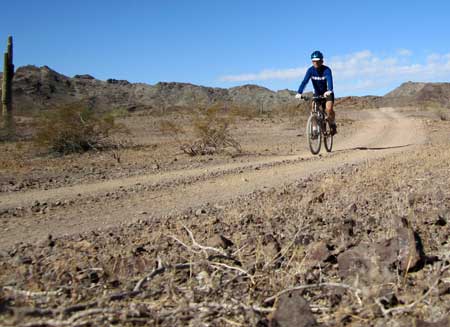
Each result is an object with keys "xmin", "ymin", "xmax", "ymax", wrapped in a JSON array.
[{"xmin": 0, "ymin": 106, "xmax": 449, "ymax": 326}]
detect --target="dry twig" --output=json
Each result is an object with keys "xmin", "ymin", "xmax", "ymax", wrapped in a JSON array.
[
  {"xmin": 264, "ymin": 282, "xmax": 363, "ymax": 306},
  {"xmin": 376, "ymin": 263, "xmax": 450, "ymax": 317}
]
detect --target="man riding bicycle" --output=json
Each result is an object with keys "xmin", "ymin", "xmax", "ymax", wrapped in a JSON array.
[{"xmin": 295, "ymin": 50, "xmax": 337, "ymax": 135}]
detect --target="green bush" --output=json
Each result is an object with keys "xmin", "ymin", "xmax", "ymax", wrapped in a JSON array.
[{"xmin": 34, "ymin": 103, "xmax": 126, "ymax": 154}]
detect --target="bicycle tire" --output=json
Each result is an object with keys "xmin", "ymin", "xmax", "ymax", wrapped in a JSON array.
[
  {"xmin": 323, "ymin": 120, "xmax": 333, "ymax": 152},
  {"xmin": 306, "ymin": 114, "xmax": 321, "ymax": 155}
]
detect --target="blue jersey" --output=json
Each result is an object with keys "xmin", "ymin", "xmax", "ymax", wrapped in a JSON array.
[{"xmin": 297, "ymin": 65, "xmax": 333, "ymax": 96}]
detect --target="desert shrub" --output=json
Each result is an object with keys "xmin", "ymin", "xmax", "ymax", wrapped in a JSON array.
[
  {"xmin": 182, "ymin": 107, "xmax": 241, "ymax": 156},
  {"xmin": 228, "ymin": 105, "xmax": 260, "ymax": 120},
  {"xmin": 158, "ymin": 119, "xmax": 186, "ymax": 143},
  {"xmin": 284, "ymin": 103, "xmax": 309, "ymax": 118},
  {"xmin": 109, "ymin": 107, "xmax": 130, "ymax": 118},
  {"xmin": 0, "ymin": 115, "xmax": 15, "ymax": 141},
  {"xmin": 436, "ymin": 108, "xmax": 450, "ymax": 121},
  {"xmin": 34, "ymin": 103, "xmax": 127, "ymax": 154},
  {"xmin": 159, "ymin": 107, "xmax": 241, "ymax": 156},
  {"xmin": 422, "ymin": 101, "xmax": 450, "ymax": 121}
]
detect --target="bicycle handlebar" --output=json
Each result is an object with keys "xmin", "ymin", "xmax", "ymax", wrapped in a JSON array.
[{"xmin": 302, "ymin": 95, "xmax": 326, "ymax": 101}]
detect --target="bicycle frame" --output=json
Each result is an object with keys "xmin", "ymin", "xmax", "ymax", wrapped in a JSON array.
[
  {"xmin": 305, "ymin": 95, "xmax": 333, "ymax": 154},
  {"xmin": 311, "ymin": 96, "xmax": 327, "ymax": 122}
]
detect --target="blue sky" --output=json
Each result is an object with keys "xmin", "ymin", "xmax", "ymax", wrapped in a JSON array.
[{"xmin": 1, "ymin": 0, "xmax": 450, "ymax": 96}]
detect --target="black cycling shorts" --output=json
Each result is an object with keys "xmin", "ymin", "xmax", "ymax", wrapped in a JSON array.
[{"xmin": 325, "ymin": 92, "xmax": 335, "ymax": 102}]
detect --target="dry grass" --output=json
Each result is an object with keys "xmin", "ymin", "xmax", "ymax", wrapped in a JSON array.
[
  {"xmin": 1, "ymin": 144, "xmax": 449, "ymax": 326},
  {"xmin": 418, "ymin": 101, "xmax": 450, "ymax": 121}
]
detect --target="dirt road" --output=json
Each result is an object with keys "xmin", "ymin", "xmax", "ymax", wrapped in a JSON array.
[{"xmin": 0, "ymin": 108, "xmax": 426, "ymax": 249}]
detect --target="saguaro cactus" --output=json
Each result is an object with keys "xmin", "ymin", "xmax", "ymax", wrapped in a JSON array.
[{"xmin": 2, "ymin": 36, "xmax": 14, "ymax": 134}]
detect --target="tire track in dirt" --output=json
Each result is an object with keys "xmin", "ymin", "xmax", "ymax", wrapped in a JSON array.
[{"xmin": 0, "ymin": 108, "xmax": 426, "ymax": 248}]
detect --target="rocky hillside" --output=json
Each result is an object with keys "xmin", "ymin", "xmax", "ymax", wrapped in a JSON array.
[
  {"xmin": 1, "ymin": 66, "xmax": 449, "ymax": 114},
  {"xmin": 0, "ymin": 65, "xmax": 298, "ymax": 114},
  {"xmin": 385, "ymin": 81, "xmax": 450, "ymax": 107},
  {"xmin": 336, "ymin": 81, "xmax": 450, "ymax": 109}
]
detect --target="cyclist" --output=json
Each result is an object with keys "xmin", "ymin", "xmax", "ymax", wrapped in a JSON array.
[{"xmin": 295, "ymin": 50, "xmax": 337, "ymax": 135}]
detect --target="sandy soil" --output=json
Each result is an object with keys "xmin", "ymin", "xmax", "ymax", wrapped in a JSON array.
[
  {"xmin": 0, "ymin": 108, "xmax": 425, "ymax": 248},
  {"xmin": 1, "ymin": 107, "xmax": 449, "ymax": 327}
]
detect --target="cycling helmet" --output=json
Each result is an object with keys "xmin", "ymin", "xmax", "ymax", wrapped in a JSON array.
[{"xmin": 311, "ymin": 50, "xmax": 324, "ymax": 61}]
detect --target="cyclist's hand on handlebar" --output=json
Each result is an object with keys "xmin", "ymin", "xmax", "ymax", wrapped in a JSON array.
[
  {"xmin": 324, "ymin": 90, "xmax": 333, "ymax": 97},
  {"xmin": 295, "ymin": 93, "xmax": 303, "ymax": 99}
]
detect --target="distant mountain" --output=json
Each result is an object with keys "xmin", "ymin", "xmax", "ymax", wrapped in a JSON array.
[
  {"xmin": 0, "ymin": 65, "xmax": 299, "ymax": 114},
  {"xmin": 384, "ymin": 81, "xmax": 450, "ymax": 106},
  {"xmin": 0, "ymin": 66, "xmax": 449, "ymax": 114},
  {"xmin": 336, "ymin": 81, "xmax": 450, "ymax": 109},
  {"xmin": 384, "ymin": 82, "xmax": 428, "ymax": 98}
]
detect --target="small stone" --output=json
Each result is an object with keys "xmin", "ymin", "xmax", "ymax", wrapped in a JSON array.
[
  {"xmin": 295, "ymin": 233, "xmax": 313, "ymax": 246},
  {"xmin": 304, "ymin": 241, "xmax": 331, "ymax": 268},
  {"xmin": 341, "ymin": 218, "xmax": 355, "ymax": 238},
  {"xmin": 414, "ymin": 317, "xmax": 449, "ymax": 327},
  {"xmin": 17, "ymin": 256, "xmax": 33, "ymax": 265},
  {"xmin": 48, "ymin": 234, "xmax": 55, "ymax": 247},
  {"xmin": 262, "ymin": 234, "xmax": 282, "ymax": 267},
  {"xmin": 337, "ymin": 244, "xmax": 381, "ymax": 285},
  {"xmin": 436, "ymin": 215, "xmax": 447, "ymax": 226},
  {"xmin": 195, "ymin": 208, "xmax": 206, "ymax": 216},
  {"xmin": 208, "ymin": 234, "xmax": 234, "ymax": 249},
  {"xmin": 338, "ymin": 223, "xmax": 425, "ymax": 286},
  {"xmin": 133, "ymin": 245, "xmax": 147, "ymax": 255},
  {"xmin": 395, "ymin": 226, "xmax": 422, "ymax": 271},
  {"xmin": 347, "ymin": 203, "xmax": 357, "ymax": 213},
  {"xmin": 269, "ymin": 290, "xmax": 320, "ymax": 327},
  {"xmin": 72, "ymin": 240, "xmax": 93, "ymax": 251},
  {"xmin": 89, "ymin": 271, "xmax": 100, "ymax": 284}
]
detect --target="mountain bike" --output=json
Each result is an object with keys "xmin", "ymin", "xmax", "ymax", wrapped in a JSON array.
[{"xmin": 304, "ymin": 95, "xmax": 333, "ymax": 155}]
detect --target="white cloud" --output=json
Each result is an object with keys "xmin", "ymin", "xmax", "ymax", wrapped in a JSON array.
[
  {"xmin": 218, "ymin": 49, "xmax": 450, "ymax": 95},
  {"xmin": 397, "ymin": 48, "xmax": 413, "ymax": 56},
  {"xmin": 220, "ymin": 67, "xmax": 306, "ymax": 82}
]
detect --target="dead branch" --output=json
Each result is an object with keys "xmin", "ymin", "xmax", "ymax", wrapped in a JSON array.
[
  {"xmin": 21, "ymin": 308, "xmax": 117, "ymax": 327},
  {"xmin": 133, "ymin": 262, "xmax": 194, "ymax": 292},
  {"xmin": 156, "ymin": 300, "xmax": 273, "ymax": 319},
  {"xmin": 264, "ymin": 282, "xmax": 363, "ymax": 306},
  {"xmin": 168, "ymin": 235, "xmax": 202, "ymax": 254},
  {"xmin": 376, "ymin": 263, "xmax": 450, "ymax": 317},
  {"xmin": 61, "ymin": 301, "xmax": 98, "ymax": 317},
  {"xmin": 182, "ymin": 225, "xmax": 228, "ymax": 256},
  {"xmin": 3, "ymin": 286, "xmax": 63, "ymax": 299},
  {"xmin": 264, "ymin": 226, "xmax": 306, "ymax": 269},
  {"xmin": 210, "ymin": 262, "xmax": 255, "ymax": 285}
]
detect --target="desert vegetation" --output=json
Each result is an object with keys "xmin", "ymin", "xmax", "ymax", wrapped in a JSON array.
[
  {"xmin": 33, "ymin": 103, "xmax": 127, "ymax": 154},
  {"xmin": 158, "ymin": 106, "xmax": 243, "ymax": 156},
  {"xmin": 1, "ymin": 36, "xmax": 14, "ymax": 139}
]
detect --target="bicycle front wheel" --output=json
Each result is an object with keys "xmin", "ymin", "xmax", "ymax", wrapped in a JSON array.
[
  {"xmin": 306, "ymin": 114, "xmax": 321, "ymax": 155},
  {"xmin": 323, "ymin": 120, "xmax": 333, "ymax": 152}
]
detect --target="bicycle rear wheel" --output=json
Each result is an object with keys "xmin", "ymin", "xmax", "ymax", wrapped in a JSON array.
[
  {"xmin": 306, "ymin": 114, "xmax": 321, "ymax": 155},
  {"xmin": 323, "ymin": 120, "xmax": 333, "ymax": 152}
]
